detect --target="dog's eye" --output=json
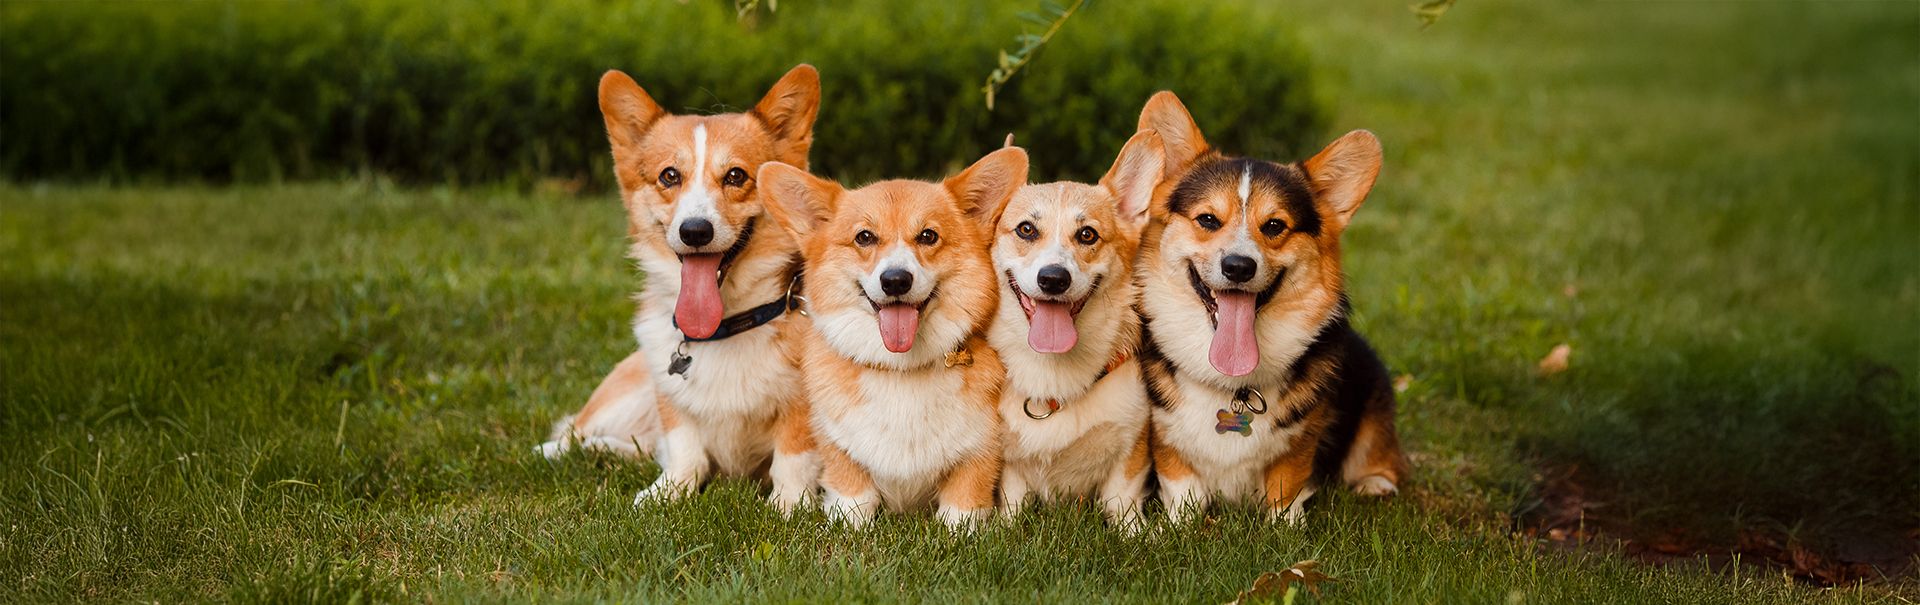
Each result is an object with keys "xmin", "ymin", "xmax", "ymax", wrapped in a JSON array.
[
  {"xmin": 917, "ymin": 229, "xmax": 940, "ymax": 246},
  {"xmin": 723, "ymin": 167, "xmax": 749, "ymax": 187},
  {"xmin": 658, "ymin": 167, "xmax": 681, "ymax": 188},
  {"xmin": 854, "ymin": 230, "xmax": 877, "ymax": 247},
  {"xmin": 1075, "ymin": 226, "xmax": 1100, "ymax": 245},
  {"xmin": 1014, "ymin": 221, "xmax": 1038, "ymax": 241},
  {"xmin": 1261, "ymin": 219, "xmax": 1287, "ymax": 237},
  {"xmin": 1195, "ymin": 213, "xmax": 1222, "ymax": 231}
]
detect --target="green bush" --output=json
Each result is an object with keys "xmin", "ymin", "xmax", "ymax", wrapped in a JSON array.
[{"xmin": 0, "ymin": 0, "xmax": 1321, "ymax": 186}]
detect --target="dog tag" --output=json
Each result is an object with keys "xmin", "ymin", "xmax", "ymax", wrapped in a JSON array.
[
  {"xmin": 668, "ymin": 341, "xmax": 692, "ymax": 377},
  {"xmin": 1216, "ymin": 409, "xmax": 1253, "ymax": 437}
]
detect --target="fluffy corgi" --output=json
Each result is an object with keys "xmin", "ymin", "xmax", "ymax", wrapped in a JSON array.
[
  {"xmin": 757, "ymin": 147, "xmax": 1028, "ymax": 528},
  {"xmin": 1132, "ymin": 92, "xmax": 1408, "ymax": 524},
  {"xmin": 985, "ymin": 131, "xmax": 1163, "ymax": 529},
  {"xmin": 538, "ymin": 65, "xmax": 823, "ymax": 512}
]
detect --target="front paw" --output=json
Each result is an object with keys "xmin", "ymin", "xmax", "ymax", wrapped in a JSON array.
[
  {"xmin": 823, "ymin": 492, "xmax": 878, "ymax": 528},
  {"xmin": 936, "ymin": 505, "xmax": 991, "ymax": 531},
  {"xmin": 1269, "ymin": 485, "xmax": 1318, "ymax": 526},
  {"xmin": 633, "ymin": 476, "xmax": 694, "ymax": 506},
  {"xmin": 767, "ymin": 490, "xmax": 813, "ymax": 517},
  {"xmin": 1103, "ymin": 503, "xmax": 1147, "ymax": 535}
]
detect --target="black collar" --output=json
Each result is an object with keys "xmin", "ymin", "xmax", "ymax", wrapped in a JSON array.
[{"xmin": 673, "ymin": 266, "xmax": 803, "ymax": 343}]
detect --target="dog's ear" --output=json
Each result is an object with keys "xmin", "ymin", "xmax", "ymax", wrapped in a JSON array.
[
  {"xmin": 1136, "ymin": 91, "xmax": 1209, "ymax": 179},
  {"xmin": 946, "ymin": 146, "xmax": 1029, "ymax": 227},
  {"xmin": 1101, "ymin": 130, "xmax": 1164, "ymax": 231},
  {"xmin": 1302, "ymin": 130, "xmax": 1383, "ymax": 233},
  {"xmin": 758, "ymin": 162, "xmax": 840, "ymax": 240},
  {"xmin": 752, "ymin": 64, "xmax": 823, "ymax": 168},
  {"xmin": 600, "ymin": 70, "xmax": 668, "ymax": 193}
]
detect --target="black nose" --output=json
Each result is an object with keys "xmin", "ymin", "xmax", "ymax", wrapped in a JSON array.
[
  {"xmin": 678, "ymin": 218, "xmax": 714, "ymax": 247},
  {"xmin": 1035, "ymin": 265, "xmax": 1072, "ymax": 295},
  {"xmin": 1221, "ymin": 255, "xmax": 1258, "ymax": 283},
  {"xmin": 880, "ymin": 269, "xmax": 914, "ymax": 297}
]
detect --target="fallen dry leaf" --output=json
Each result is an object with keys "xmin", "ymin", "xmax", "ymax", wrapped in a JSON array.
[
  {"xmin": 1225, "ymin": 560, "xmax": 1333, "ymax": 604},
  {"xmin": 1537, "ymin": 344, "xmax": 1572, "ymax": 376}
]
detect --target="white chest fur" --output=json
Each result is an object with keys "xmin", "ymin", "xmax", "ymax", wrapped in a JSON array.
[
  {"xmin": 817, "ymin": 366, "xmax": 997, "ymax": 511},
  {"xmin": 1153, "ymin": 377, "xmax": 1306, "ymax": 501},
  {"xmin": 999, "ymin": 361, "xmax": 1149, "ymax": 497},
  {"xmin": 633, "ymin": 305, "xmax": 796, "ymax": 475}
]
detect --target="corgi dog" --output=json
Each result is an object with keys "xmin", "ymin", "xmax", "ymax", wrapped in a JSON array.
[
  {"xmin": 757, "ymin": 147, "xmax": 1028, "ymax": 528},
  {"xmin": 537, "ymin": 65, "xmax": 823, "ymax": 512},
  {"xmin": 985, "ymin": 131, "xmax": 1163, "ymax": 529},
  {"xmin": 1132, "ymin": 92, "xmax": 1408, "ymax": 524}
]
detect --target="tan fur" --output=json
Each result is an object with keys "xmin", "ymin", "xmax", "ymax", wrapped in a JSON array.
[
  {"xmin": 542, "ymin": 66, "xmax": 823, "ymax": 513},
  {"xmin": 1149, "ymin": 422, "xmax": 1196, "ymax": 482},
  {"xmin": 572, "ymin": 351, "xmax": 649, "ymax": 430},
  {"xmin": 1134, "ymin": 92, "xmax": 1408, "ymax": 522},
  {"xmin": 1121, "ymin": 422, "xmax": 1153, "ymax": 479},
  {"xmin": 987, "ymin": 132, "xmax": 1162, "ymax": 527},
  {"xmin": 938, "ymin": 437, "xmax": 1005, "ymax": 512},
  {"xmin": 758, "ymin": 148, "xmax": 1027, "ymax": 528}
]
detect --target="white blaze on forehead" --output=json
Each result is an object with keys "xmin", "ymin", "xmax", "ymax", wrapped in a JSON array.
[
  {"xmin": 670, "ymin": 125, "xmax": 718, "ymax": 245},
  {"xmin": 1237, "ymin": 165, "xmax": 1252, "ymax": 211},
  {"xmin": 692, "ymin": 124, "xmax": 709, "ymax": 182}
]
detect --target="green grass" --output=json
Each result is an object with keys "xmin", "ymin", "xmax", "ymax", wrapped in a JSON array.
[{"xmin": 3, "ymin": 0, "xmax": 1916, "ymax": 602}]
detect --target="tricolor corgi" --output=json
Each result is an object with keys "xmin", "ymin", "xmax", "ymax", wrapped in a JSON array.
[
  {"xmin": 757, "ymin": 147, "xmax": 1028, "ymax": 528},
  {"xmin": 538, "ymin": 65, "xmax": 823, "ymax": 513},
  {"xmin": 985, "ymin": 131, "xmax": 1163, "ymax": 529},
  {"xmin": 1132, "ymin": 92, "xmax": 1408, "ymax": 524}
]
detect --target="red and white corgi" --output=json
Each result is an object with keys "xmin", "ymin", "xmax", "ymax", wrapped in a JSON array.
[
  {"xmin": 1133, "ymin": 92, "xmax": 1408, "ymax": 524},
  {"xmin": 757, "ymin": 148, "xmax": 1028, "ymax": 528},
  {"xmin": 538, "ymin": 65, "xmax": 823, "ymax": 512},
  {"xmin": 985, "ymin": 131, "xmax": 1163, "ymax": 529}
]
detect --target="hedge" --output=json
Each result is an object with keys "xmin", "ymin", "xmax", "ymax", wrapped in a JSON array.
[{"xmin": 0, "ymin": 0, "xmax": 1322, "ymax": 186}]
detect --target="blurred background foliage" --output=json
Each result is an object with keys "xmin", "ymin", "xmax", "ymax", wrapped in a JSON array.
[{"xmin": 0, "ymin": 0, "xmax": 1322, "ymax": 188}]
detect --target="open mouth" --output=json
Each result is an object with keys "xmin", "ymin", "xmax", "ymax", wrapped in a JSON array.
[
  {"xmin": 673, "ymin": 218, "xmax": 756, "ymax": 339},
  {"xmin": 1186, "ymin": 261, "xmax": 1281, "ymax": 378},
  {"xmin": 1007, "ymin": 270, "xmax": 1099, "ymax": 354},
  {"xmin": 865, "ymin": 286, "xmax": 934, "ymax": 354}
]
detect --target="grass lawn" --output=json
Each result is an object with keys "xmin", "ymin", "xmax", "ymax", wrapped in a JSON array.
[{"xmin": 2, "ymin": 0, "xmax": 1915, "ymax": 602}]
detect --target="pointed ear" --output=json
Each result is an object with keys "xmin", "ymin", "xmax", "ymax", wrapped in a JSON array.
[
  {"xmin": 599, "ymin": 70, "xmax": 667, "ymax": 191},
  {"xmin": 1302, "ymin": 130, "xmax": 1384, "ymax": 232},
  {"xmin": 1100, "ymin": 130, "xmax": 1164, "ymax": 230},
  {"xmin": 752, "ymin": 64, "xmax": 822, "ymax": 167},
  {"xmin": 758, "ymin": 162, "xmax": 839, "ymax": 240},
  {"xmin": 946, "ymin": 146, "xmax": 1029, "ymax": 225},
  {"xmin": 1135, "ymin": 91, "xmax": 1208, "ymax": 179}
]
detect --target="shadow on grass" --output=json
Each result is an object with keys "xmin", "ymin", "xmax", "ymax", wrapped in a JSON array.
[{"xmin": 1514, "ymin": 341, "xmax": 1919, "ymax": 583}]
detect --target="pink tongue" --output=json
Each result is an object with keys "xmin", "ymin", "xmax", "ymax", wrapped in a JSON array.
[
  {"xmin": 1209, "ymin": 291, "xmax": 1259, "ymax": 376},
  {"xmin": 1027, "ymin": 300, "xmax": 1079, "ymax": 353},
  {"xmin": 876, "ymin": 303, "xmax": 921, "ymax": 353},
  {"xmin": 675, "ymin": 254, "xmax": 725, "ymax": 339}
]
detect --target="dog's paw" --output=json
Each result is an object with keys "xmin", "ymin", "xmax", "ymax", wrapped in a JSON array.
[
  {"xmin": 767, "ymin": 491, "xmax": 812, "ymax": 517},
  {"xmin": 1104, "ymin": 505, "xmax": 1147, "ymax": 536},
  {"xmin": 632, "ymin": 477, "xmax": 693, "ymax": 506},
  {"xmin": 823, "ymin": 491, "xmax": 878, "ymax": 528},
  {"xmin": 936, "ymin": 506, "xmax": 991, "ymax": 532},
  {"xmin": 1270, "ymin": 485, "xmax": 1317, "ymax": 526},
  {"xmin": 1351, "ymin": 474, "xmax": 1398, "ymax": 497},
  {"xmin": 535, "ymin": 440, "xmax": 568, "ymax": 460}
]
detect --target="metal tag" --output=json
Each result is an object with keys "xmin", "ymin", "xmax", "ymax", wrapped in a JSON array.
[
  {"xmin": 1215, "ymin": 409, "xmax": 1253, "ymax": 436},
  {"xmin": 668, "ymin": 341, "xmax": 692, "ymax": 377}
]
